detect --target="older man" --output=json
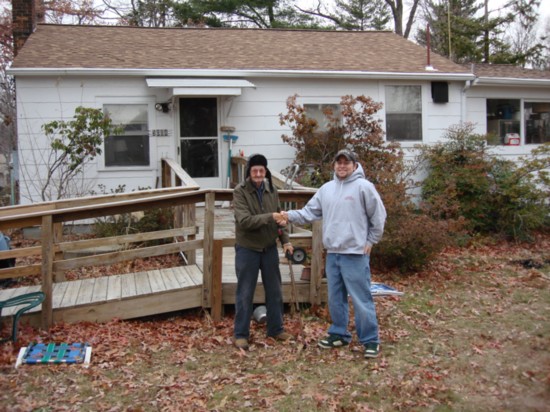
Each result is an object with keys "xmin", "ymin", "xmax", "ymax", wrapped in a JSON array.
[{"xmin": 233, "ymin": 154, "xmax": 294, "ymax": 350}]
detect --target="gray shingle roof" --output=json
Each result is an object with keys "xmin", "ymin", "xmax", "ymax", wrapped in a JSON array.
[
  {"xmin": 468, "ymin": 63, "xmax": 550, "ymax": 80},
  {"xmin": 12, "ymin": 24, "xmax": 470, "ymax": 75}
]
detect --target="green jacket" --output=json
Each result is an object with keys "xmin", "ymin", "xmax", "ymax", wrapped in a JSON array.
[{"xmin": 233, "ymin": 178, "xmax": 289, "ymax": 252}]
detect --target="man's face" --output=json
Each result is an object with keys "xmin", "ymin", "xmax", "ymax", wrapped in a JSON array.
[
  {"xmin": 250, "ymin": 165, "xmax": 266, "ymax": 187},
  {"xmin": 334, "ymin": 156, "xmax": 355, "ymax": 180}
]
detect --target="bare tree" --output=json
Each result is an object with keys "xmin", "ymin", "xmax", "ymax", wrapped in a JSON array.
[
  {"xmin": 0, "ymin": 1, "xmax": 16, "ymax": 205},
  {"xmin": 383, "ymin": 0, "xmax": 421, "ymax": 38},
  {"xmin": 298, "ymin": 0, "xmax": 420, "ymax": 37},
  {"xmin": 42, "ymin": 0, "xmax": 111, "ymax": 24}
]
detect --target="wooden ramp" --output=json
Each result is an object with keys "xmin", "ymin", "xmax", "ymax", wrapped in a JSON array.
[
  {"xmin": 0, "ymin": 205, "xmax": 325, "ymax": 327},
  {"xmin": 0, "ymin": 266, "xmax": 203, "ymax": 325},
  {"xmin": 0, "ymin": 261, "xmax": 323, "ymax": 326}
]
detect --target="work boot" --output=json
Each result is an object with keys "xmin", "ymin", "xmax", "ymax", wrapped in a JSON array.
[
  {"xmin": 271, "ymin": 332, "xmax": 293, "ymax": 341},
  {"xmin": 234, "ymin": 338, "xmax": 249, "ymax": 350}
]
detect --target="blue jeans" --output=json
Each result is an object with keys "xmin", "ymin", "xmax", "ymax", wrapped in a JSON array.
[
  {"xmin": 325, "ymin": 253, "xmax": 379, "ymax": 345},
  {"xmin": 234, "ymin": 244, "xmax": 284, "ymax": 339}
]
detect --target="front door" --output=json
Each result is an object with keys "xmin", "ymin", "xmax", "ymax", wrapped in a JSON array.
[{"xmin": 178, "ymin": 97, "xmax": 221, "ymax": 188}]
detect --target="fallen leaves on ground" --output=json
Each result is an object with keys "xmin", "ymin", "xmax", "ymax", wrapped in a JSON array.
[{"xmin": 1, "ymin": 234, "xmax": 549, "ymax": 411}]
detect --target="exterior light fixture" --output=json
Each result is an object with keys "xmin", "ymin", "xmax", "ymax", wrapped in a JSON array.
[{"xmin": 155, "ymin": 102, "xmax": 171, "ymax": 113}]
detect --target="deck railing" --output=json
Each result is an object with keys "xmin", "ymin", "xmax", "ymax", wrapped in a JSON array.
[{"xmin": 0, "ymin": 186, "xmax": 318, "ymax": 327}]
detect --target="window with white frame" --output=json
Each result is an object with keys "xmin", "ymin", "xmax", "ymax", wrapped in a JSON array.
[
  {"xmin": 103, "ymin": 104, "xmax": 150, "ymax": 167},
  {"xmin": 385, "ymin": 86, "xmax": 422, "ymax": 141},
  {"xmin": 525, "ymin": 102, "xmax": 550, "ymax": 144},
  {"xmin": 304, "ymin": 104, "xmax": 342, "ymax": 132},
  {"xmin": 486, "ymin": 99, "xmax": 521, "ymax": 145}
]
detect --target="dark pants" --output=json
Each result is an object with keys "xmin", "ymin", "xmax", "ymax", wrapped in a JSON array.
[{"xmin": 234, "ymin": 244, "xmax": 284, "ymax": 339}]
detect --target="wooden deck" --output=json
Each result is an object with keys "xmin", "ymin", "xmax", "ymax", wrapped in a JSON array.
[{"xmin": 0, "ymin": 206, "xmax": 324, "ymax": 327}]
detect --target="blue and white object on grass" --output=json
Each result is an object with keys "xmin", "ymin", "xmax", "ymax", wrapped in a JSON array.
[
  {"xmin": 370, "ymin": 283, "xmax": 404, "ymax": 297},
  {"xmin": 15, "ymin": 342, "xmax": 92, "ymax": 368}
]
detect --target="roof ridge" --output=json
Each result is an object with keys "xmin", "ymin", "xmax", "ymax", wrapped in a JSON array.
[{"xmin": 35, "ymin": 23, "xmax": 394, "ymax": 34}]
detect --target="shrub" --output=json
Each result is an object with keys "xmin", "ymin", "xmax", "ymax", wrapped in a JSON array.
[
  {"xmin": 39, "ymin": 106, "xmax": 119, "ymax": 201},
  {"xmin": 417, "ymin": 124, "xmax": 550, "ymax": 241},
  {"xmin": 372, "ymin": 212, "xmax": 455, "ymax": 273},
  {"xmin": 280, "ymin": 95, "xmax": 454, "ymax": 272},
  {"xmin": 92, "ymin": 185, "xmax": 174, "ymax": 245}
]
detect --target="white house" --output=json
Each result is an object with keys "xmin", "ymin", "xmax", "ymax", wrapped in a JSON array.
[{"xmin": 8, "ymin": 3, "xmax": 550, "ymax": 204}]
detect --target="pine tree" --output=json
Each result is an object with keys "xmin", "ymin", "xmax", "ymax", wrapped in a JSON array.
[{"xmin": 416, "ymin": 0, "xmax": 512, "ymax": 64}]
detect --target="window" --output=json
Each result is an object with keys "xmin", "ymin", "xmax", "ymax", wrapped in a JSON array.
[
  {"xmin": 304, "ymin": 104, "xmax": 342, "ymax": 132},
  {"xmin": 104, "ymin": 104, "xmax": 150, "ymax": 167},
  {"xmin": 486, "ymin": 99, "xmax": 521, "ymax": 145},
  {"xmin": 385, "ymin": 86, "xmax": 422, "ymax": 141},
  {"xmin": 525, "ymin": 102, "xmax": 550, "ymax": 144}
]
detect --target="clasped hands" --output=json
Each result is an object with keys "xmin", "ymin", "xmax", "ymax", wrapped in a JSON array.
[{"xmin": 272, "ymin": 211, "xmax": 289, "ymax": 226}]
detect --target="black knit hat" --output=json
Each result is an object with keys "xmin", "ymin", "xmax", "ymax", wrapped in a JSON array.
[{"xmin": 246, "ymin": 154, "xmax": 274, "ymax": 191}]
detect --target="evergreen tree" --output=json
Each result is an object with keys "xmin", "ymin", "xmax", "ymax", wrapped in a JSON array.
[
  {"xmin": 416, "ymin": 0, "xmax": 512, "ymax": 64},
  {"xmin": 333, "ymin": 0, "xmax": 392, "ymax": 30},
  {"xmin": 173, "ymin": 0, "xmax": 319, "ymax": 28},
  {"xmin": 499, "ymin": 0, "xmax": 545, "ymax": 67},
  {"xmin": 124, "ymin": 0, "xmax": 176, "ymax": 27}
]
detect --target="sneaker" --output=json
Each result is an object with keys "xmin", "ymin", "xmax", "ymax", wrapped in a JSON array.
[
  {"xmin": 318, "ymin": 334, "xmax": 349, "ymax": 349},
  {"xmin": 364, "ymin": 342, "xmax": 380, "ymax": 358},
  {"xmin": 270, "ymin": 332, "xmax": 293, "ymax": 341},
  {"xmin": 234, "ymin": 338, "xmax": 249, "ymax": 350}
]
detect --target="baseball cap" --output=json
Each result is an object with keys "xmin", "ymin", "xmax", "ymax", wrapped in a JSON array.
[{"xmin": 334, "ymin": 149, "xmax": 357, "ymax": 163}]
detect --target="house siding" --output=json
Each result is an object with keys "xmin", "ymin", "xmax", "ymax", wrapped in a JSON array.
[{"xmin": 16, "ymin": 75, "xmax": 472, "ymax": 204}]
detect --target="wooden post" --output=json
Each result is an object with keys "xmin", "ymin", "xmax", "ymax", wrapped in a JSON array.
[
  {"xmin": 161, "ymin": 159, "xmax": 171, "ymax": 188},
  {"xmin": 41, "ymin": 215, "xmax": 54, "ymax": 328},
  {"xmin": 211, "ymin": 239, "xmax": 223, "ymax": 321},
  {"xmin": 202, "ymin": 192, "xmax": 215, "ymax": 308},
  {"xmin": 183, "ymin": 204, "xmax": 196, "ymax": 265},
  {"xmin": 310, "ymin": 220, "xmax": 324, "ymax": 305},
  {"xmin": 52, "ymin": 222, "xmax": 65, "ymax": 282}
]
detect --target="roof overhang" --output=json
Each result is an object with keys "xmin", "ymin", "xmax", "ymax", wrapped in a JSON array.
[
  {"xmin": 146, "ymin": 78, "xmax": 256, "ymax": 96},
  {"xmin": 7, "ymin": 68, "xmax": 476, "ymax": 82}
]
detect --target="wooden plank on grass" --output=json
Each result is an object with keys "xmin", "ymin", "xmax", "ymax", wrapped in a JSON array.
[
  {"xmin": 170, "ymin": 267, "xmax": 194, "ymax": 288},
  {"xmin": 92, "ymin": 276, "xmax": 109, "ymax": 302},
  {"xmin": 1, "ymin": 286, "xmax": 40, "ymax": 316},
  {"xmin": 0, "ymin": 286, "xmax": 23, "ymax": 301},
  {"xmin": 121, "ymin": 274, "xmax": 136, "ymax": 299},
  {"xmin": 134, "ymin": 271, "xmax": 152, "ymax": 295},
  {"xmin": 53, "ymin": 282, "xmax": 69, "ymax": 309},
  {"xmin": 182, "ymin": 265, "xmax": 203, "ymax": 286},
  {"xmin": 61, "ymin": 280, "xmax": 81, "ymax": 308},
  {"xmin": 148, "ymin": 270, "xmax": 166, "ymax": 293},
  {"xmin": 75, "ymin": 278, "xmax": 95, "ymax": 306},
  {"xmin": 107, "ymin": 275, "xmax": 122, "ymax": 301},
  {"xmin": 159, "ymin": 268, "xmax": 180, "ymax": 290}
]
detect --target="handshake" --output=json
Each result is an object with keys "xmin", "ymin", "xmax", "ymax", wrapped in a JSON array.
[{"xmin": 273, "ymin": 211, "xmax": 289, "ymax": 226}]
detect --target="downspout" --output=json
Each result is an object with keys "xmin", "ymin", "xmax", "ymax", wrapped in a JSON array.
[{"xmin": 461, "ymin": 64, "xmax": 475, "ymax": 124}]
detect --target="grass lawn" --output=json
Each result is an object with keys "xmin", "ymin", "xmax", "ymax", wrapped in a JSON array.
[{"xmin": 1, "ymin": 235, "xmax": 549, "ymax": 411}]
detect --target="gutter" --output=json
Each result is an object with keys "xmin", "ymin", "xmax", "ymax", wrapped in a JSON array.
[
  {"xmin": 7, "ymin": 67, "xmax": 476, "ymax": 82},
  {"xmin": 472, "ymin": 77, "xmax": 550, "ymax": 87}
]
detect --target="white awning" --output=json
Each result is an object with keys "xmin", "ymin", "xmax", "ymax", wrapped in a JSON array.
[{"xmin": 146, "ymin": 78, "xmax": 255, "ymax": 96}]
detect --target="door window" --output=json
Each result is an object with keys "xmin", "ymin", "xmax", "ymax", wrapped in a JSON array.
[{"xmin": 179, "ymin": 98, "xmax": 219, "ymax": 178}]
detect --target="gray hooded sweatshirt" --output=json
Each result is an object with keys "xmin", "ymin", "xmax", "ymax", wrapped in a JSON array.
[{"xmin": 287, "ymin": 163, "xmax": 386, "ymax": 254}]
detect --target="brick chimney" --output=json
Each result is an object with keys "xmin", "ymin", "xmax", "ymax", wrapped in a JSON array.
[{"xmin": 12, "ymin": 0, "xmax": 44, "ymax": 57}]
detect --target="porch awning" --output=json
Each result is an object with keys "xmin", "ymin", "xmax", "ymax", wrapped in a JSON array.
[{"xmin": 146, "ymin": 78, "xmax": 255, "ymax": 96}]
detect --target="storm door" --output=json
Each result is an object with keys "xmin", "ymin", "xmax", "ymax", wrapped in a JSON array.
[{"xmin": 179, "ymin": 97, "xmax": 221, "ymax": 188}]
